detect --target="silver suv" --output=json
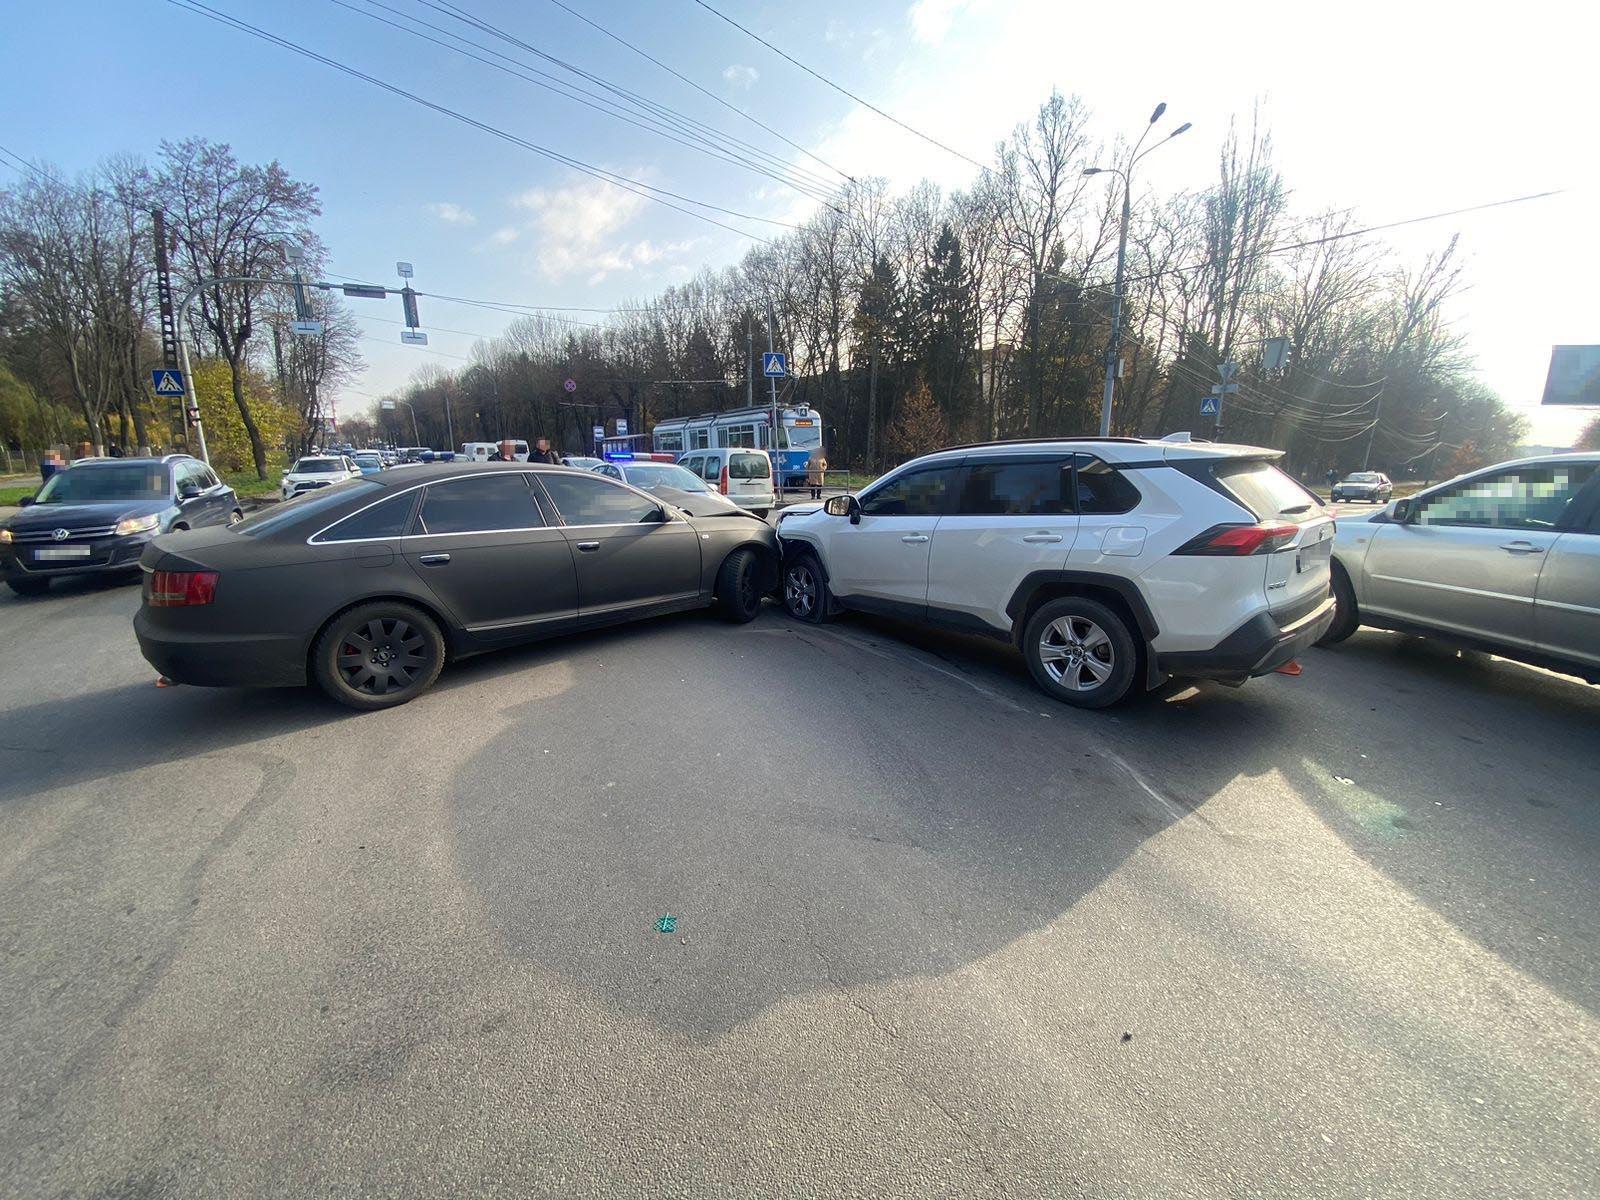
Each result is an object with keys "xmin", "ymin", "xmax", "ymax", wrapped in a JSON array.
[{"xmin": 1319, "ymin": 452, "xmax": 1600, "ymax": 682}]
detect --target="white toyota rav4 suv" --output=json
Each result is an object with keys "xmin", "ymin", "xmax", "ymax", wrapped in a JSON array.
[{"xmin": 776, "ymin": 438, "xmax": 1336, "ymax": 708}]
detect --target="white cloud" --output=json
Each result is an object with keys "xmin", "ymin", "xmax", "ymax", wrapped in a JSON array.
[
  {"xmin": 425, "ymin": 201, "xmax": 477, "ymax": 226},
  {"xmin": 722, "ymin": 64, "xmax": 759, "ymax": 89},
  {"xmin": 486, "ymin": 226, "xmax": 519, "ymax": 247},
  {"xmin": 908, "ymin": 0, "xmax": 971, "ymax": 44},
  {"xmin": 513, "ymin": 176, "xmax": 695, "ymax": 284}
]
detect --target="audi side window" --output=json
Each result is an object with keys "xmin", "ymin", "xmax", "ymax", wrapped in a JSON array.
[
  {"xmin": 416, "ymin": 475, "xmax": 544, "ymax": 535},
  {"xmin": 957, "ymin": 458, "xmax": 1074, "ymax": 516},
  {"xmin": 1415, "ymin": 464, "xmax": 1597, "ymax": 530},
  {"xmin": 1075, "ymin": 456, "xmax": 1141, "ymax": 515},
  {"xmin": 537, "ymin": 472, "xmax": 661, "ymax": 525},
  {"xmin": 858, "ymin": 467, "xmax": 959, "ymax": 518},
  {"xmin": 315, "ymin": 491, "xmax": 419, "ymax": 542}
]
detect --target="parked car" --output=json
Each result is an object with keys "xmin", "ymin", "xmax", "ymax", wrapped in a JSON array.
[
  {"xmin": 459, "ymin": 440, "xmax": 530, "ymax": 462},
  {"xmin": 135, "ymin": 464, "xmax": 781, "ymax": 709},
  {"xmin": 282, "ymin": 455, "xmax": 362, "ymax": 499},
  {"xmin": 776, "ymin": 437, "xmax": 1336, "ymax": 708},
  {"xmin": 677, "ymin": 448, "xmax": 776, "ymax": 517},
  {"xmin": 1318, "ymin": 452, "xmax": 1600, "ymax": 683},
  {"xmin": 0, "ymin": 455, "xmax": 240, "ymax": 596},
  {"xmin": 562, "ymin": 455, "xmax": 604, "ymax": 471},
  {"xmin": 593, "ymin": 459, "xmax": 747, "ymax": 518},
  {"xmin": 351, "ymin": 451, "xmax": 385, "ymax": 476},
  {"xmin": 1332, "ymin": 471, "xmax": 1393, "ymax": 503}
]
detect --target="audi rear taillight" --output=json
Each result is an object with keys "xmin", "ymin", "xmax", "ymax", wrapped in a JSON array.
[
  {"xmin": 1174, "ymin": 522, "xmax": 1299, "ymax": 556},
  {"xmin": 719, "ymin": 467, "xmax": 729, "ymax": 495},
  {"xmin": 147, "ymin": 569, "xmax": 218, "ymax": 606}
]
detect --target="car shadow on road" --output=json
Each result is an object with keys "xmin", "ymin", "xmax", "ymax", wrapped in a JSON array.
[{"xmin": 443, "ymin": 608, "xmax": 1318, "ymax": 1042}]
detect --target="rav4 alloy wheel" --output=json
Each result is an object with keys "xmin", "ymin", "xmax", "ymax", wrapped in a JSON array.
[
  {"xmin": 782, "ymin": 551, "xmax": 833, "ymax": 624},
  {"xmin": 1023, "ymin": 596, "xmax": 1138, "ymax": 708}
]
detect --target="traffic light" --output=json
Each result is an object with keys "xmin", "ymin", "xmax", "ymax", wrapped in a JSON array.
[{"xmin": 401, "ymin": 286, "xmax": 420, "ymax": 329}]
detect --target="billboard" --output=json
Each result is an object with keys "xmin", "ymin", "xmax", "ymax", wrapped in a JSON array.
[{"xmin": 1541, "ymin": 345, "xmax": 1600, "ymax": 406}]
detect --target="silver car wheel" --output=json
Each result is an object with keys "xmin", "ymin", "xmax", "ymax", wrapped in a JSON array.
[
  {"xmin": 1038, "ymin": 615, "xmax": 1114, "ymax": 690},
  {"xmin": 785, "ymin": 563, "xmax": 817, "ymax": 617}
]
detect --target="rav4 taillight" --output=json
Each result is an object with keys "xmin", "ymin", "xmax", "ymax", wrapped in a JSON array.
[
  {"xmin": 719, "ymin": 467, "xmax": 730, "ymax": 495},
  {"xmin": 1174, "ymin": 522, "xmax": 1299, "ymax": 556},
  {"xmin": 147, "ymin": 569, "xmax": 218, "ymax": 606}
]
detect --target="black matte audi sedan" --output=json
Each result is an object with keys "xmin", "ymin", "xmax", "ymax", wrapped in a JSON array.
[{"xmin": 134, "ymin": 464, "xmax": 779, "ymax": 709}]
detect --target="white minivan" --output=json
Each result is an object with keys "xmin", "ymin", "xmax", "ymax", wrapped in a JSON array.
[
  {"xmin": 678, "ymin": 448, "xmax": 775, "ymax": 517},
  {"xmin": 460, "ymin": 440, "xmax": 530, "ymax": 462}
]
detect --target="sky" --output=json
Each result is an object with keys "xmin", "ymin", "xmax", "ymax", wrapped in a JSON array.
[{"xmin": 2, "ymin": 0, "xmax": 1596, "ymax": 445}]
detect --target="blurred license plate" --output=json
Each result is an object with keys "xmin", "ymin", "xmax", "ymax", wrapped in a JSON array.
[
  {"xmin": 1296, "ymin": 540, "xmax": 1331, "ymax": 573},
  {"xmin": 35, "ymin": 546, "xmax": 92, "ymax": 559}
]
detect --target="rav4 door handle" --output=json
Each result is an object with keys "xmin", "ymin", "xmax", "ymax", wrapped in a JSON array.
[
  {"xmin": 1021, "ymin": 533, "xmax": 1063, "ymax": 544},
  {"xmin": 417, "ymin": 552, "xmax": 451, "ymax": 565},
  {"xmin": 900, "ymin": 534, "xmax": 929, "ymax": 544},
  {"xmin": 1499, "ymin": 541, "xmax": 1544, "ymax": 554}
]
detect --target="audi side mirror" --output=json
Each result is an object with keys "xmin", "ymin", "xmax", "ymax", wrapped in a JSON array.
[{"xmin": 17, "ymin": 495, "xmax": 34, "ymax": 508}]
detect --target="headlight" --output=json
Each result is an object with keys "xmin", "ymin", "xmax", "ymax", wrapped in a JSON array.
[
  {"xmin": 115, "ymin": 514, "xmax": 162, "ymax": 537},
  {"xmin": 0, "ymin": 528, "xmax": 11, "ymax": 544}
]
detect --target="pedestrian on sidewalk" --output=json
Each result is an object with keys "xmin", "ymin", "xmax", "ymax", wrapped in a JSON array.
[{"xmin": 807, "ymin": 449, "xmax": 828, "ymax": 500}]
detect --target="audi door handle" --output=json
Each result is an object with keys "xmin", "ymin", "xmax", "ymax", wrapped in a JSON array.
[
  {"xmin": 577, "ymin": 541, "xmax": 601, "ymax": 552},
  {"xmin": 417, "ymin": 552, "xmax": 451, "ymax": 565},
  {"xmin": 1499, "ymin": 541, "xmax": 1543, "ymax": 554},
  {"xmin": 1021, "ymin": 533, "xmax": 1063, "ymax": 544},
  {"xmin": 900, "ymin": 534, "xmax": 929, "ymax": 544}
]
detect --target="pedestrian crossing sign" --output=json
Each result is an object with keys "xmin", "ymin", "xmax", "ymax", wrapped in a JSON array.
[
  {"xmin": 151, "ymin": 369, "xmax": 186, "ymax": 396},
  {"xmin": 1199, "ymin": 395, "xmax": 1220, "ymax": 416}
]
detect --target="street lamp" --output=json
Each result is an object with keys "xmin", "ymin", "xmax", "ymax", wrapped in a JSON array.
[{"xmin": 1085, "ymin": 103, "xmax": 1191, "ymax": 437}]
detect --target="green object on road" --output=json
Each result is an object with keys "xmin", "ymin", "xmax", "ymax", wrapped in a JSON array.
[{"xmin": 654, "ymin": 915, "xmax": 677, "ymax": 934}]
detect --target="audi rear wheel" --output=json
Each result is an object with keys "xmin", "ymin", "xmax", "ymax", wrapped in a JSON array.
[{"xmin": 312, "ymin": 601, "xmax": 445, "ymax": 710}]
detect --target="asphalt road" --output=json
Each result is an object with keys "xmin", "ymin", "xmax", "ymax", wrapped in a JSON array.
[{"xmin": 2, "ymin": 576, "xmax": 1597, "ymax": 1199}]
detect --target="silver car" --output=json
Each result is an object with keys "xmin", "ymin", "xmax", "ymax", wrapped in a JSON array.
[{"xmin": 1319, "ymin": 452, "xmax": 1600, "ymax": 682}]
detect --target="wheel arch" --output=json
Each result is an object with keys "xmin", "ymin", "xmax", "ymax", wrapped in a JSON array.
[
  {"xmin": 304, "ymin": 592, "xmax": 461, "ymax": 680},
  {"xmin": 714, "ymin": 536, "xmax": 781, "ymax": 596},
  {"xmin": 1008, "ymin": 571, "xmax": 1160, "ymax": 690}
]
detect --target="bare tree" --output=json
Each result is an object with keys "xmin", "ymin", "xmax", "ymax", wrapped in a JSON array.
[{"xmin": 157, "ymin": 137, "xmax": 320, "ymax": 478}]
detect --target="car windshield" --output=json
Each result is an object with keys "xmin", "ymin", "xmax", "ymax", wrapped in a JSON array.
[
  {"xmin": 293, "ymin": 458, "xmax": 344, "ymax": 473},
  {"xmin": 236, "ymin": 479, "xmax": 382, "ymax": 537},
  {"xmin": 1345, "ymin": 473, "xmax": 1382, "ymax": 483},
  {"xmin": 1215, "ymin": 459, "xmax": 1321, "ymax": 519},
  {"xmin": 729, "ymin": 453, "xmax": 771, "ymax": 480},
  {"xmin": 626, "ymin": 463, "xmax": 711, "ymax": 492},
  {"xmin": 34, "ymin": 464, "xmax": 168, "ymax": 503},
  {"xmin": 353, "ymin": 453, "xmax": 381, "ymax": 465},
  {"xmin": 786, "ymin": 422, "xmax": 822, "ymax": 449}
]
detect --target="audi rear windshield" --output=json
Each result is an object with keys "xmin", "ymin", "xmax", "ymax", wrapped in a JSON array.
[
  {"xmin": 1213, "ymin": 459, "xmax": 1323, "ymax": 520},
  {"xmin": 236, "ymin": 480, "xmax": 382, "ymax": 537}
]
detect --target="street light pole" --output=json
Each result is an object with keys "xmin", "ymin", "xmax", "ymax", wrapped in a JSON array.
[{"xmin": 1086, "ymin": 104, "xmax": 1191, "ymax": 438}]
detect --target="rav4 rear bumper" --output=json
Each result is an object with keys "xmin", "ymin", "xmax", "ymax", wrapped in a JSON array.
[{"xmin": 1155, "ymin": 594, "xmax": 1336, "ymax": 682}]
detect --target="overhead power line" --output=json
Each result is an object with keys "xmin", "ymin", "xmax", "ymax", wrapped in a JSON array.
[
  {"xmin": 164, "ymin": 0, "xmax": 786, "ymax": 243},
  {"xmin": 544, "ymin": 0, "xmax": 854, "ymax": 184},
  {"xmin": 689, "ymin": 0, "xmax": 988, "ymax": 171},
  {"xmin": 333, "ymin": 0, "xmax": 840, "ymax": 204}
]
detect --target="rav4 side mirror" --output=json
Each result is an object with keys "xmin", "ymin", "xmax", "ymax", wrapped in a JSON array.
[{"xmin": 824, "ymin": 495, "xmax": 860, "ymax": 523}]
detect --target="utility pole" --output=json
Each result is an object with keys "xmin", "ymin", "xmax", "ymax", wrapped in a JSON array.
[
  {"xmin": 1098, "ymin": 182, "xmax": 1132, "ymax": 438},
  {"xmin": 1361, "ymin": 388, "xmax": 1386, "ymax": 470},
  {"xmin": 746, "ymin": 314, "xmax": 753, "ymax": 408},
  {"xmin": 766, "ymin": 300, "xmax": 780, "ymax": 498}
]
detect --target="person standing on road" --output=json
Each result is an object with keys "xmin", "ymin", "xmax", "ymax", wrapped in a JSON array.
[
  {"xmin": 806, "ymin": 449, "xmax": 828, "ymax": 500},
  {"xmin": 1325, "ymin": 467, "xmax": 1338, "ymax": 491},
  {"xmin": 534, "ymin": 437, "xmax": 562, "ymax": 465}
]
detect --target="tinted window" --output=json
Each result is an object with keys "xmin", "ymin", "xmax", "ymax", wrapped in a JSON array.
[
  {"xmin": 416, "ymin": 475, "xmax": 544, "ymax": 535},
  {"xmin": 36, "ymin": 464, "xmax": 169, "ymax": 503},
  {"xmin": 316, "ymin": 490, "xmax": 418, "ymax": 542},
  {"xmin": 1075, "ymin": 456, "xmax": 1143, "ymax": 515},
  {"xmin": 958, "ymin": 458, "xmax": 1074, "ymax": 516},
  {"xmin": 859, "ymin": 466, "xmax": 959, "ymax": 517},
  {"xmin": 729, "ymin": 453, "xmax": 770, "ymax": 480},
  {"xmin": 537, "ymin": 472, "xmax": 661, "ymax": 525},
  {"xmin": 1210, "ymin": 459, "xmax": 1308, "ymax": 520},
  {"xmin": 237, "ymin": 479, "xmax": 383, "ymax": 537},
  {"xmin": 1415, "ymin": 463, "xmax": 1597, "ymax": 530}
]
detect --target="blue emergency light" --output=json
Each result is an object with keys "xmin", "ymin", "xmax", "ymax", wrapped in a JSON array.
[{"xmin": 605, "ymin": 451, "xmax": 635, "ymax": 461}]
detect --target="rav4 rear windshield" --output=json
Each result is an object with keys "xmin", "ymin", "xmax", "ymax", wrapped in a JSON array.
[{"xmin": 1214, "ymin": 460, "xmax": 1321, "ymax": 520}]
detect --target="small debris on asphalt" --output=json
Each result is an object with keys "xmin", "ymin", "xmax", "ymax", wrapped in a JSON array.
[
  {"xmin": 1121, "ymin": 1031, "xmax": 1133, "ymax": 1043},
  {"xmin": 1334, "ymin": 775, "xmax": 1355, "ymax": 785},
  {"xmin": 654, "ymin": 915, "xmax": 677, "ymax": 934}
]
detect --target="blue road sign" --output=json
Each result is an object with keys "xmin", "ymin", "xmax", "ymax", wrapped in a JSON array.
[
  {"xmin": 151, "ymin": 369, "xmax": 186, "ymax": 396},
  {"xmin": 762, "ymin": 352, "xmax": 787, "ymax": 378},
  {"xmin": 1199, "ymin": 395, "xmax": 1220, "ymax": 416}
]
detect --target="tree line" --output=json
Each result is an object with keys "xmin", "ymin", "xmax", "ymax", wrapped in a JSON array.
[
  {"xmin": 0, "ymin": 138, "xmax": 360, "ymax": 478},
  {"xmin": 2, "ymin": 96, "xmax": 1532, "ymax": 486}
]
